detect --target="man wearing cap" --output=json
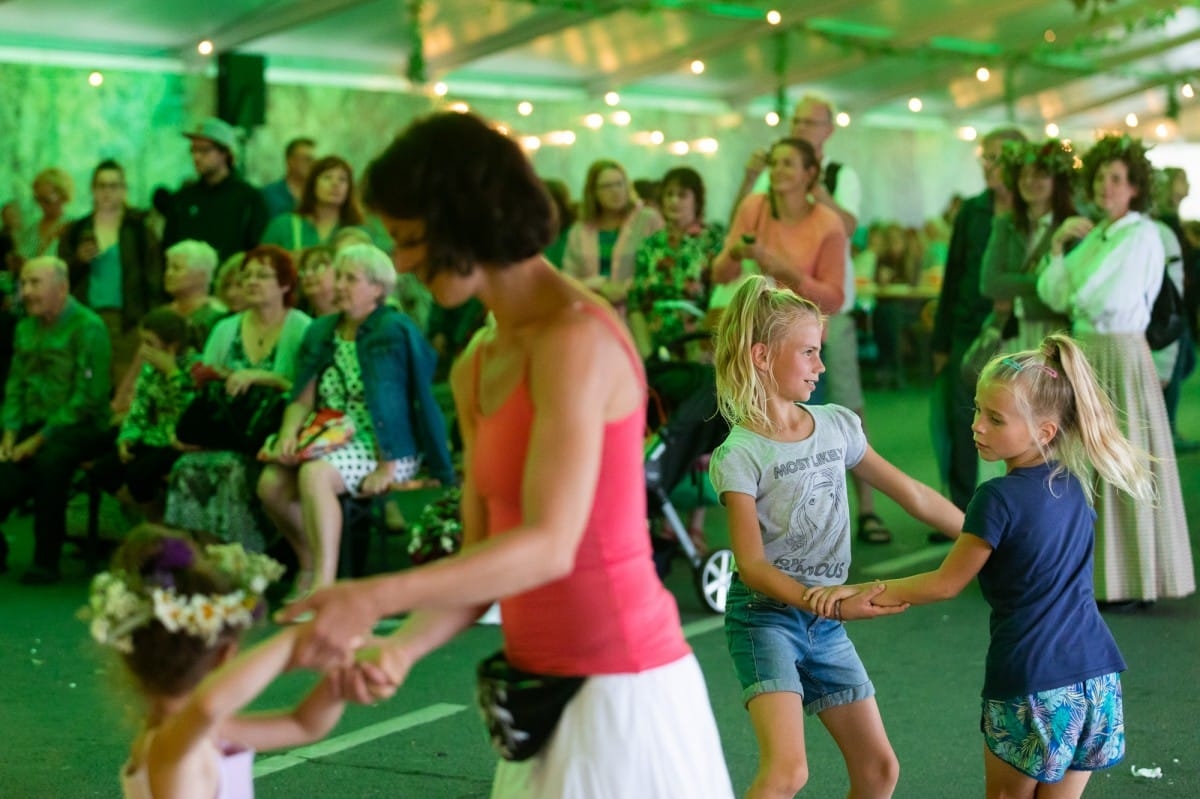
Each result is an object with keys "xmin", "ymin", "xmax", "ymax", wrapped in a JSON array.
[{"xmin": 162, "ymin": 117, "xmax": 269, "ymax": 262}]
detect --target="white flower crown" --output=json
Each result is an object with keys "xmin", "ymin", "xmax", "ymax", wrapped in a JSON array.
[{"xmin": 83, "ymin": 544, "xmax": 285, "ymax": 653}]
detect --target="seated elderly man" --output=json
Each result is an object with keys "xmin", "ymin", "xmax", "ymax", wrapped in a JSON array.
[{"xmin": 0, "ymin": 257, "xmax": 112, "ymax": 584}]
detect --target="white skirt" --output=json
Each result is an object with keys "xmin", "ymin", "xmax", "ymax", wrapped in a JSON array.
[{"xmin": 491, "ymin": 654, "xmax": 734, "ymax": 799}]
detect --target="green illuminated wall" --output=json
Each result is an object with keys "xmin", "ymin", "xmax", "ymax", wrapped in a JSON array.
[{"xmin": 0, "ymin": 62, "xmax": 987, "ymax": 231}]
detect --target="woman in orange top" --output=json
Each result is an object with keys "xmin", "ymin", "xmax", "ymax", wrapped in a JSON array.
[{"xmin": 713, "ymin": 138, "xmax": 846, "ymax": 315}]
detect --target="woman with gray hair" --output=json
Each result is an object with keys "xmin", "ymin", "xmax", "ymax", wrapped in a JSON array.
[
  {"xmin": 258, "ymin": 243, "xmax": 455, "ymax": 592},
  {"xmin": 112, "ymin": 240, "xmax": 228, "ymax": 415}
]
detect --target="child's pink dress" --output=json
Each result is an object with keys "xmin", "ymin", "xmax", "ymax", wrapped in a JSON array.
[{"xmin": 121, "ymin": 733, "xmax": 254, "ymax": 799}]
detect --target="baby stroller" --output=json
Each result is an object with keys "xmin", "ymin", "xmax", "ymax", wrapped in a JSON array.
[{"xmin": 644, "ymin": 339, "xmax": 735, "ymax": 614}]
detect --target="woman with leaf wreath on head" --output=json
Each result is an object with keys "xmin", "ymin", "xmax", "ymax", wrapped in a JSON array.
[
  {"xmin": 1036, "ymin": 134, "xmax": 1195, "ymax": 608},
  {"xmin": 979, "ymin": 138, "xmax": 1076, "ymax": 352}
]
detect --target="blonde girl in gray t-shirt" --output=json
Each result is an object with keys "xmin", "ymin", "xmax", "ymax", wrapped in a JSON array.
[{"xmin": 709, "ymin": 275, "xmax": 962, "ymax": 798}]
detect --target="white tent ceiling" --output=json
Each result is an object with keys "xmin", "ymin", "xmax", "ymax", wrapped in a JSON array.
[{"xmin": 0, "ymin": 0, "xmax": 1196, "ymax": 135}]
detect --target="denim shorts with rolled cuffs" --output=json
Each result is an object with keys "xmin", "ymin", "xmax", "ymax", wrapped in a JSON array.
[{"xmin": 724, "ymin": 575, "xmax": 874, "ymax": 715}]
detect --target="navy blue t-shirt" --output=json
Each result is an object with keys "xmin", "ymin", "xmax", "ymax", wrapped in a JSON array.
[{"xmin": 965, "ymin": 462, "xmax": 1126, "ymax": 698}]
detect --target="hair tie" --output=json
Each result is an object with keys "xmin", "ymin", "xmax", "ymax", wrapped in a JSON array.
[{"xmin": 1001, "ymin": 356, "xmax": 1057, "ymax": 378}]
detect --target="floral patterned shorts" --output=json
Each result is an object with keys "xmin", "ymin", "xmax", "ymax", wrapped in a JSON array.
[{"xmin": 981, "ymin": 672, "xmax": 1125, "ymax": 783}]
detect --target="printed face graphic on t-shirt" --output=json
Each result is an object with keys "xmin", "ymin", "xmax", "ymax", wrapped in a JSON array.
[{"xmin": 768, "ymin": 449, "xmax": 849, "ymax": 581}]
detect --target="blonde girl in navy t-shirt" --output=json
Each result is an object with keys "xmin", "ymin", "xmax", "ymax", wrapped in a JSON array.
[
  {"xmin": 709, "ymin": 275, "xmax": 963, "ymax": 798},
  {"xmin": 808, "ymin": 334, "xmax": 1151, "ymax": 797}
]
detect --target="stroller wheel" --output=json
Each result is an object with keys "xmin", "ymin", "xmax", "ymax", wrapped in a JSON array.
[{"xmin": 694, "ymin": 548, "xmax": 735, "ymax": 614}]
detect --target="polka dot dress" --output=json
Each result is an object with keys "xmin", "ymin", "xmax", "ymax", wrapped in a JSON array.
[{"xmin": 318, "ymin": 337, "xmax": 421, "ymax": 495}]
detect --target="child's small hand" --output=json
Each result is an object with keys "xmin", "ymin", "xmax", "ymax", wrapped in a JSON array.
[
  {"xmin": 839, "ymin": 583, "xmax": 911, "ymax": 621},
  {"xmin": 335, "ymin": 641, "xmax": 414, "ymax": 705},
  {"xmin": 804, "ymin": 585, "xmax": 860, "ymax": 618}
]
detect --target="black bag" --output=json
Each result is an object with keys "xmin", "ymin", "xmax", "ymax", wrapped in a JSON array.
[
  {"xmin": 1146, "ymin": 266, "xmax": 1186, "ymax": 351},
  {"xmin": 475, "ymin": 651, "xmax": 585, "ymax": 761},
  {"xmin": 175, "ymin": 380, "xmax": 287, "ymax": 455}
]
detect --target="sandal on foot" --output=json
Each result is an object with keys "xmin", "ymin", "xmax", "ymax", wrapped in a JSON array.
[{"xmin": 856, "ymin": 513, "xmax": 893, "ymax": 544}]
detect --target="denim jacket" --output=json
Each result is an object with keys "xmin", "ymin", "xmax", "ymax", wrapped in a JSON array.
[{"xmin": 291, "ymin": 305, "xmax": 456, "ymax": 485}]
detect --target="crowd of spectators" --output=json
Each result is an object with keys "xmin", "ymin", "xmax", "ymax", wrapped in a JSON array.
[{"xmin": 0, "ymin": 106, "xmax": 1195, "ymax": 606}]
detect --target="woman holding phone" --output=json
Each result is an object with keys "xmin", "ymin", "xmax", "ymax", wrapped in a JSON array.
[{"xmin": 711, "ymin": 138, "xmax": 845, "ymax": 316}]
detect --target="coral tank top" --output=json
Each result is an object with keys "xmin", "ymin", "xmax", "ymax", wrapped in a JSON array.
[{"xmin": 471, "ymin": 303, "xmax": 689, "ymax": 675}]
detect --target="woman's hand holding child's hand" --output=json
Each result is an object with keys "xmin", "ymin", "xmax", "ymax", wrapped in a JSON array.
[
  {"xmin": 334, "ymin": 639, "xmax": 416, "ymax": 705},
  {"xmin": 277, "ymin": 579, "xmax": 383, "ymax": 670}
]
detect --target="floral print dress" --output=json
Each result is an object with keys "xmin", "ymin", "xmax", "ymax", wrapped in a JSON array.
[{"xmin": 628, "ymin": 221, "xmax": 726, "ymax": 356}]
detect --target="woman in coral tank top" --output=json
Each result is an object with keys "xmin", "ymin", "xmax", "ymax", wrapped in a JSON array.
[{"xmin": 280, "ymin": 111, "xmax": 733, "ymax": 799}]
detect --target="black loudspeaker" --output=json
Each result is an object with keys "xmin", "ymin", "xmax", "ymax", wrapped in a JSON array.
[{"xmin": 217, "ymin": 53, "xmax": 266, "ymax": 129}]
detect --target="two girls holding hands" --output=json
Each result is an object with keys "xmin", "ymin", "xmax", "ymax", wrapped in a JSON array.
[
  {"xmin": 808, "ymin": 335, "xmax": 1146, "ymax": 798},
  {"xmin": 709, "ymin": 276, "xmax": 963, "ymax": 798}
]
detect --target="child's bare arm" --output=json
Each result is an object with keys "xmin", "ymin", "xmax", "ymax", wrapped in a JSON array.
[
  {"xmin": 221, "ymin": 672, "xmax": 346, "ymax": 751},
  {"xmin": 851, "ymin": 447, "xmax": 965, "ymax": 537},
  {"xmin": 880, "ymin": 534, "xmax": 994, "ymax": 605},
  {"xmin": 722, "ymin": 491, "xmax": 814, "ymax": 610},
  {"xmin": 156, "ymin": 627, "xmax": 306, "ymax": 760}
]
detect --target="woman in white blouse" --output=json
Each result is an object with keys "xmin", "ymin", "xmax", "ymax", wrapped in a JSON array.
[{"xmin": 1037, "ymin": 135, "xmax": 1194, "ymax": 607}]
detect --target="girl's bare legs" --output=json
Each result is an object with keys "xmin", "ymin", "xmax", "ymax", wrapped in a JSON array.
[
  {"xmin": 819, "ymin": 697, "xmax": 900, "ymax": 798},
  {"xmin": 983, "ymin": 744, "xmax": 1092, "ymax": 799},
  {"xmin": 297, "ymin": 460, "xmax": 348, "ymax": 587},
  {"xmin": 257, "ymin": 464, "xmax": 312, "ymax": 590},
  {"xmin": 745, "ymin": 692, "xmax": 810, "ymax": 799}
]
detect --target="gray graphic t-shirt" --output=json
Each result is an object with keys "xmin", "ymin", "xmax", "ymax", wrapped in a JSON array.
[{"xmin": 709, "ymin": 404, "xmax": 867, "ymax": 587}]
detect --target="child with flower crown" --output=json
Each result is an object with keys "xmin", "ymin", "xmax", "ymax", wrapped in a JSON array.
[{"xmin": 86, "ymin": 524, "xmax": 347, "ymax": 799}]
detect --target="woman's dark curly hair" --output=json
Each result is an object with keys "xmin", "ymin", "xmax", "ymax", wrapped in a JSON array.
[
  {"xmin": 1081, "ymin": 134, "xmax": 1153, "ymax": 213},
  {"xmin": 111, "ymin": 525, "xmax": 241, "ymax": 698},
  {"xmin": 362, "ymin": 112, "xmax": 555, "ymax": 277}
]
